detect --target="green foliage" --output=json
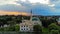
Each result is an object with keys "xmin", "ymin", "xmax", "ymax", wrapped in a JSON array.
[
  {"xmin": 4, "ymin": 27, "xmax": 8, "ymax": 31},
  {"xmin": 15, "ymin": 24, "xmax": 20, "ymax": 31},
  {"xmin": 0, "ymin": 27, "xmax": 4, "ymax": 31},
  {"xmin": 48, "ymin": 23, "xmax": 59, "ymax": 30},
  {"xmin": 50, "ymin": 30, "xmax": 59, "ymax": 34},
  {"xmin": 42, "ymin": 28, "xmax": 49, "ymax": 34},
  {"xmin": 0, "ymin": 24, "xmax": 20, "ymax": 31},
  {"xmin": 33, "ymin": 25, "xmax": 42, "ymax": 31},
  {"xmin": 33, "ymin": 25, "xmax": 42, "ymax": 34},
  {"xmin": 8, "ymin": 26, "xmax": 15, "ymax": 31}
]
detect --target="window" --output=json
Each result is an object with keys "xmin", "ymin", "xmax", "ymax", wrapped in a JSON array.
[
  {"xmin": 26, "ymin": 28, "xmax": 28, "ymax": 30},
  {"xmin": 24, "ymin": 28, "xmax": 25, "ymax": 30},
  {"xmin": 24, "ymin": 26, "xmax": 25, "ymax": 27},
  {"xmin": 21, "ymin": 26, "xmax": 23, "ymax": 27},
  {"xmin": 21, "ymin": 29, "xmax": 23, "ymax": 30},
  {"xmin": 30, "ymin": 29, "xmax": 32, "ymax": 31}
]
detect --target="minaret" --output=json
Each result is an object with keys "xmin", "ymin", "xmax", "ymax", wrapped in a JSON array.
[
  {"xmin": 21, "ymin": 13, "xmax": 23, "ymax": 23},
  {"xmin": 30, "ymin": 10, "xmax": 33, "ymax": 21},
  {"xmin": 21, "ymin": 12, "xmax": 24, "ymax": 23}
]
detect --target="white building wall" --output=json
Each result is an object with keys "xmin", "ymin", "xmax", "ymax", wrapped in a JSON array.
[
  {"xmin": 57, "ymin": 21, "xmax": 60, "ymax": 25},
  {"xmin": 20, "ymin": 25, "xmax": 33, "ymax": 32}
]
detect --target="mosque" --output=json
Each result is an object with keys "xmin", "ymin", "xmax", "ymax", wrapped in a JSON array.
[{"xmin": 20, "ymin": 11, "xmax": 42, "ymax": 32}]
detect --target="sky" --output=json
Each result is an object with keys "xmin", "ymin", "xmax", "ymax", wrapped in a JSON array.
[{"xmin": 0, "ymin": 0, "xmax": 60, "ymax": 16}]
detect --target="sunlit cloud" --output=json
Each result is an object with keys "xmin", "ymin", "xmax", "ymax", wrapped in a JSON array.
[{"xmin": 0, "ymin": 10, "xmax": 29, "ymax": 16}]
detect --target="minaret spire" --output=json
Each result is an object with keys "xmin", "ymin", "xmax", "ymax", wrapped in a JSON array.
[{"xmin": 30, "ymin": 10, "xmax": 33, "ymax": 21}]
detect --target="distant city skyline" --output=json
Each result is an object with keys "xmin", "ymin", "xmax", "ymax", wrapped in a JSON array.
[{"xmin": 0, "ymin": 0, "xmax": 60, "ymax": 16}]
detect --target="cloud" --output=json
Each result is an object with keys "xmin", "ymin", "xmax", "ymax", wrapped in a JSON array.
[
  {"xmin": 0, "ymin": 4, "xmax": 26, "ymax": 11},
  {"xmin": 0, "ymin": 0, "xmax": 20, "ymax": 5},
  {"xmin": 50, "ymin": 0, "xmax": 59, "ymax": 3},
  {"xmin": 0, "ymin": 0, "xmax": 60, "ymax": 16},
  {"xmin": 47, "ymin": 0, "xmax": 60, "ymax": 15}
]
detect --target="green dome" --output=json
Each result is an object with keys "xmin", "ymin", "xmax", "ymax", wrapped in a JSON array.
[{"xmin": 32, "ymin": 17, "xmax": 39, "ymax": 21}]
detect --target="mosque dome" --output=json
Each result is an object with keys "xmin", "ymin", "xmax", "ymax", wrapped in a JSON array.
[{"xmin": 32, "ymin": 17, "xmax": 40, "ymax": 21}]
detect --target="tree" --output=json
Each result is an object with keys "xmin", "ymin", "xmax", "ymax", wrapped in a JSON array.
[
  {"xmin": 42, "ymin": 19, "xmax": 51, "ymax": 27},
  {"xmin": 48, "ymin": 23, "xmax": 59, "ymax": 31},
  {"xmin": 8, "ymin": 26, "xmax": 15, "ymax": 31},
  {"xmin": 33, "ymin": 25, "xmax": 42, "ymax": 34},
  {"xmin": 7, "ymin": 21, "xmax": 16, "ymax": 26},
  {"xmin": 50, "ymin": 30, "xmax": 59, "ymax": 34},
  {"xmin": 15, "ymin": 24, "xmax": 20, "ymax": 31},
  {"xmin": 0, "ymin": 27, "xmax": 4, "ymax": 31}
]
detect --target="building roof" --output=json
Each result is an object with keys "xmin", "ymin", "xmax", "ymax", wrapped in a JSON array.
[{"xmin": 20, "ymin": 20, "xmax": 33, "ymax": 26}]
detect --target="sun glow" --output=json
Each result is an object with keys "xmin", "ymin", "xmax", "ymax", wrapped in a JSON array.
[{"xmin": 0, "ymin": 10, "xmax": 29, "ymax": 16}]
